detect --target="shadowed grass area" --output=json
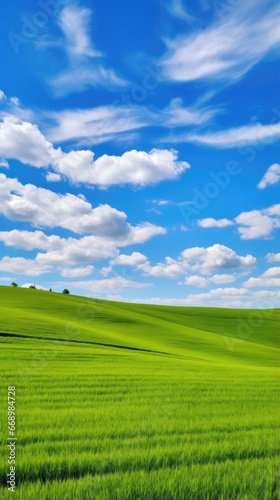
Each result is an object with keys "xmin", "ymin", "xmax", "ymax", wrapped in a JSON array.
[{"xmin": 0, "ymin": 286, "xmax": 279, "ymax": 499}]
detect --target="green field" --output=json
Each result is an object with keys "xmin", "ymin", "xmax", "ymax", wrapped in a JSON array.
[{"xmin": 0, "ymin": 286, "xmax": 279, "ymax": 499}]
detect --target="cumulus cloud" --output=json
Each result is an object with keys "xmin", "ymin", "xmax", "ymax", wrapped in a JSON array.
[
  {"xmin": 243, "ymin": 267, "xmax": 280, "ymax": 288},
  {"xmin": 266, "ymin": 253, "xmax": 280, "ymax": 263},
  {"xmin": 198, "ymin": 218, "xmax": 234, "ymax": 228},
  {"xmin": 56, "ymin": 148, "xmax": 190, "ymax": 186},
  {"xmin": 235, "ymin": 204, "xmax": 280, "ymax": 239},
  {"xmin": 0, "ymin": 175, "xmax": 165, "ymax": 241},
  {"xmin": 0, "ymin": 230, "xmax": 62, "ymax": 251},
  {"xmin": 45, "ymin": 99, "xmax": 215, "ymax": 148},
  {"xmin": 0, "ymin": 116, "xmax": 189, "ymax": 186},
  {"xmin": 180, "ymin": 244, "xmax": 256, "ymax": 275},
  {"xmin": 0, "ymin": 226, "xmax": 166, "ymax": 279},
  {"xmin": 112, "ymin": 245, "xmax": 255, "ymax": 282},
  {"xmin": 35, "ymin": 236, "xmax": 118, "ymax": 268},
  {"xmin": 258, "ymin": 163, "xmax": 280, "ymax": 189},
  {"xmin": 0, "ymin": 257, "xmax": 52, "ymax": 276},
  {"xmin": 161, "ymin": 2, "xmax": 280, "ymax": 84},
  {"xmin": 184, "ymin": 274, "xmax": 236, "ymax": 287},
  {"xmin": 112, "ymin": 252, "xmax": 148, "ymax": 268},
  {"xmin": 45, "ymin": 172, "xmax": 61, "ymax": 182},
  {"xmin": 0, "ymin": 116, "xmax": 55, "ymax": 167}
]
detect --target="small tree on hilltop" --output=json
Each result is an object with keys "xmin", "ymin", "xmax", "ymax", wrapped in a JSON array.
[
  {"xmin": 11, "ymin": 282, "xmax": 18, "ymax": 287},
  {"xmin": 62, "ymin": 289, "xmax": 70, "ymax": 295},
  {"xmin": 29, "ymin": 284, "xmax": 36, "ymax": 289}
]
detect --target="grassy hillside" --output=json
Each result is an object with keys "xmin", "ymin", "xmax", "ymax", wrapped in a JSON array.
[
  {"xmin": 0, "ymin": 286, "xmax": 279, "ymax": 365},
  {"xmin": 0, "ymin": 286, "xmax": 279, "ymax": 499}
]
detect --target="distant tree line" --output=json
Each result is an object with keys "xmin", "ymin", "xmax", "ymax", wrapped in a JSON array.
[{"xmin": 10, "ymin": 282, "xmax": 70, "ymax": 294}]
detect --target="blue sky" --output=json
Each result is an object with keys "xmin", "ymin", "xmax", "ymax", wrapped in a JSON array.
[{"xmin": 0, "ymin": 0, "xmax": 279, "ymax": 307}]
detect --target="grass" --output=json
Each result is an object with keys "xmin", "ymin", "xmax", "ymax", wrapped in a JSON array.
[{"xmin": 0, "ymin": 286, "xmax": 279, "ymax": 499}]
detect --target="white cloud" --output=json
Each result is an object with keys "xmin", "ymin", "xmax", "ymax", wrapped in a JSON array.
[
  {"xmin": 0, "ymin": 90, "xmax": 5, "ymax": 100},
  {"xmin": 59, "ymin": 6, "xmax": 100, "ymax": 59},
  {"xmin": 10, "ymin": 97, "xmax": 20, "ymax": 106},
  {"xmin": 48, "ymin": 6, "xmax": 126, "ymax": 96},
  {"xmin": 0, "ymin": 175, "xmax": 166, "ymax": 242},
  {"xmin": 50, "ymin": 67, "xmax": 127, "ymax": 97},
  {"xmin": 258, "ymin": 163, "xmax": 280, "ymax": 189},
  {"xmin": 143, "ymin": 257, "xmax": 187, "ymax": 278},
  {"xmin": 0, "ymin": 227, "xmax": 166, "ymax": 279},
  {"xmin": 0, "ymin": 116, "xmax": 55, "ymax": 167},
  {"xmin": 180, "ymin": 244, "xmax": 256, "ymax": 275},
  {"xmin": 235, "ymin": 205, "xmax": 280, "ymax": 239},
  {"xmin": 56, "ymin": 148, "xmax": 190, "ymax": 186},
  {"xmin": 162, "ymin": 98, "xmax": 215, "ymax": 127},
  {"xmin": 130, "ymin": 289, "xmax": 280, "ymax": 308},
  {"xmin": 116, "ymin": 245, "xmax": 255, "ymax": 281},
  {"xmin": 64, "ymin": 276, "xmax": 152, "ymax": 294},
  {"xmin": 0, "ymin": 116, "xmax": 189, "ymax": 186},
  {"xmin": 21, "ymin": 283, "xmax": 48, "ymax": 290},
  {"xmin": 59, "ymin": 266, "xmax": 94, "ymax": 278},
  {"xmin": 184, "ymin": 273, "xmax": 236, "ymax": 287},
  {"xmin": 185, "ymin": 122, "xmax": 280, "ymax": 148},
  {"xmin": 112, "ymin": 252, "xmax": 148, "ymax": 267},
  {"xmin": 184, "ymin": 275, "xmax": 209, "ymax": 287},
  {"xmin": 243, "ymin": 267, "xmax": 280, "ymax": 288},
  {"xmin": 266, "ymin": 253, "xmax": 280, "ymax": 263},
  {"xmin": 0, "ymin": 230, "xmax": 61, "ymax": 251},
  {"xmin": 0, "ymin": 159, "xmax": 9, "ymax": 168},
  {"xmin": 35, "ymin": 236, "xmax": 118, "ymax": 267},
  {"xmin": 198, "ymin": 217, "xmax": 234, "ymax": 228},
  {"xmin": 46, "ymin": 105, "xmax": 150, "ymax": 146},
  {"xmin": 161, "ymin": 3, "xmax": 280, "ymax": 84},
  {"xmin": 167, "ymin": 0, "xmax": 195, "ymax": 22},
  {"xmin": 45, "ymin": 172, "xmax": 61, "ymax": 182},
  {"xmin": 186, "ymin": 288, "xmax": 280, "ymax": 308},
  {"xmin": 0, "ymin": 276, "xmax": 16, "ymax": 282},
  {"xmin": 0, "ymin": 257, "xmax": 52, "ymax": 276},
  {"xmin": 120, "ymin": 224, "xmax": 166, "ymax": 247},
  {"xmin": 211, "ymin": 274, "xmax": 236, "ymax": 285}
]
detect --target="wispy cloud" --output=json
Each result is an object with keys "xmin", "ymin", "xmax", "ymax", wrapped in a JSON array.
[
  {"xmin": 258, "ymin": 163, "xmax": 280, "ymax": 189},
  {"xmin": 47, "ymin": 6, "xmax": 127, "ymax": 96},
  {"xmin": 45, "ymin": 104, "xmax": 153, "ymax": 146},
  {"xmin": 44, "ymin": 98, "xmax": 216, "ymax": 147},
  {"xmin": 59, "ymin": 5, "xmax": 101, "ymax": 59},
  {"xmin": 183, "ymin": 122, "xmax": 280, "ymax": 148},
  {"xmin": 166, "ymin": 0, "xmax": 196, "ymax": 22},
  {"xmin": 160, "ymin": 2, "xmax": 280, "ymax": 84},
  {"xmin": 161, "ymin": 98, "xmax": 217, "ymax": 127}
]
